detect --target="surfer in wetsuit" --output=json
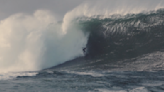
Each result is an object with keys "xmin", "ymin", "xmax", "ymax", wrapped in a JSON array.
[
  {"xmin": 83, "ymin": 47, "xmax": 87, "ymax": 55},
  {"xmin": 83, "ymin": 47, "xmax": 89, "ymax": 58},
  {"xmin": 83, "ymin": 47, "xmax": 86, "ymax": 54}
]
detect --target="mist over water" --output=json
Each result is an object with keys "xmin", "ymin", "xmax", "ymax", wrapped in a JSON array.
[
  {"xmin": 0, "ymin": 0, "xmax": 164, "ymax": 73},
  {"xmin": 0, "ymin": 10, "xmax": 88, "ymax": 73}
]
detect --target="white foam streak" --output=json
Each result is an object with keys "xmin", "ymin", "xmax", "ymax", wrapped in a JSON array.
[{"xmin": 0, "ymin": 72, "xmax": 38, "ymax": 80}]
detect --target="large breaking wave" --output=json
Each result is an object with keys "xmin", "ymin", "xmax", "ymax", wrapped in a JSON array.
[
  {"xmin": 53, "ymin": 9, "xmax": 164, "ymax": 71},
  {"xmin": 82, "ymin": 9, "xmax": 164, "ymax": 59},
  {"xmin": 74, "ymin": 9, "xmax": 164, "ymax": 71},
  {"xmin": 1, "ymin": 0, "xmax": 164, "ymax": 73}
]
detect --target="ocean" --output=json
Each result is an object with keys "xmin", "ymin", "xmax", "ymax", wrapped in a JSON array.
[{"xmin": 0, "ymin": 1, "xmax": 164, "ymax": 92}]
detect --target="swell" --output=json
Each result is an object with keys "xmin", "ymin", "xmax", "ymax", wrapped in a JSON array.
[{"xmin": 52, "ymin": 9, "xmax": 164, "ymax": 71}]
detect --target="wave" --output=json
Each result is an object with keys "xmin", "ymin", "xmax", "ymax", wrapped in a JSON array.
[
  {"xmin": 80, "ymin": 9, "xmax": 164, "ymax": 59},
  {"xmin": 1, "ymin": 0, "xmax": 164, "ymax": 73},
  {"xmin": 52, "ymin": 9, "xmax": 164, "ymax": 71}
]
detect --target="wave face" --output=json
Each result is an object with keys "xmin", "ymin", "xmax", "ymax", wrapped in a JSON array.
[
  {"xmin": 53, "ymin": 9, "xmax": 164, "ymax": 71},
  {"xmin": 81, "ymin": 9, "xmax": 164, "ymax": 59}
]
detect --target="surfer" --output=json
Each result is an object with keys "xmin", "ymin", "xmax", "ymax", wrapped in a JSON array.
[
  {"xmin": 83, "ymin": 47, "xmax": 86, "ymax": 53},
  {"xmin": 83, "ymin": 47, "xmax": 89, "ymax": 58}
]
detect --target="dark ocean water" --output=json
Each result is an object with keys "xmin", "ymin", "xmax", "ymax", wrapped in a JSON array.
[
  {"xmin": 1, "ymin": 9, "xmax": 164, "ymax": 92},
  {"xmin": 0, "ymin": 70, "xmax": 164, "ymax": 92}
]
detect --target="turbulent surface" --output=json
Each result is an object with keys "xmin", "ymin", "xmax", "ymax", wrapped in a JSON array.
[{"xmin": 0, "ymin": 70, "xmax": 164, "ymax": 92}]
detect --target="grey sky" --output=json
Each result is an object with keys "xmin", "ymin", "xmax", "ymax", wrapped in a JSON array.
[
  {"xmin": 0, "ymin": 0, "xmax": 163, "ymax": 20},
  {"xmin": 0, "ymin": 0, "xmax": 87, "ymax": 20}
]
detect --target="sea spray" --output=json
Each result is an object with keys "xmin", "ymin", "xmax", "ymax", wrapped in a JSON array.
[{"xmin": 0, "ymin": 10, "xmax": 88, "ymax": 73}]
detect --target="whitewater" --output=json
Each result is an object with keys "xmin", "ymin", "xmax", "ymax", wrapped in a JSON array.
[
  {"xmin": 0, "ymin": 10, "xmax": 89, "ymax": 73},
  {"xmin": 0, "ymin": 0, "xmax": 164, "ymax": 92}
]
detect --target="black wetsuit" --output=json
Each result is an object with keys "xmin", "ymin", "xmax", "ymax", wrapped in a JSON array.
[{"xmin": 83, "ymin": 48, "xmax": 86, "ymax": 53}]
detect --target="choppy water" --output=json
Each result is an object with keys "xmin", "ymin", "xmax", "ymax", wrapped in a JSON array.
[{"xmin": 0, "ymin": 70, "xmax": 164, "ymax": 92}]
